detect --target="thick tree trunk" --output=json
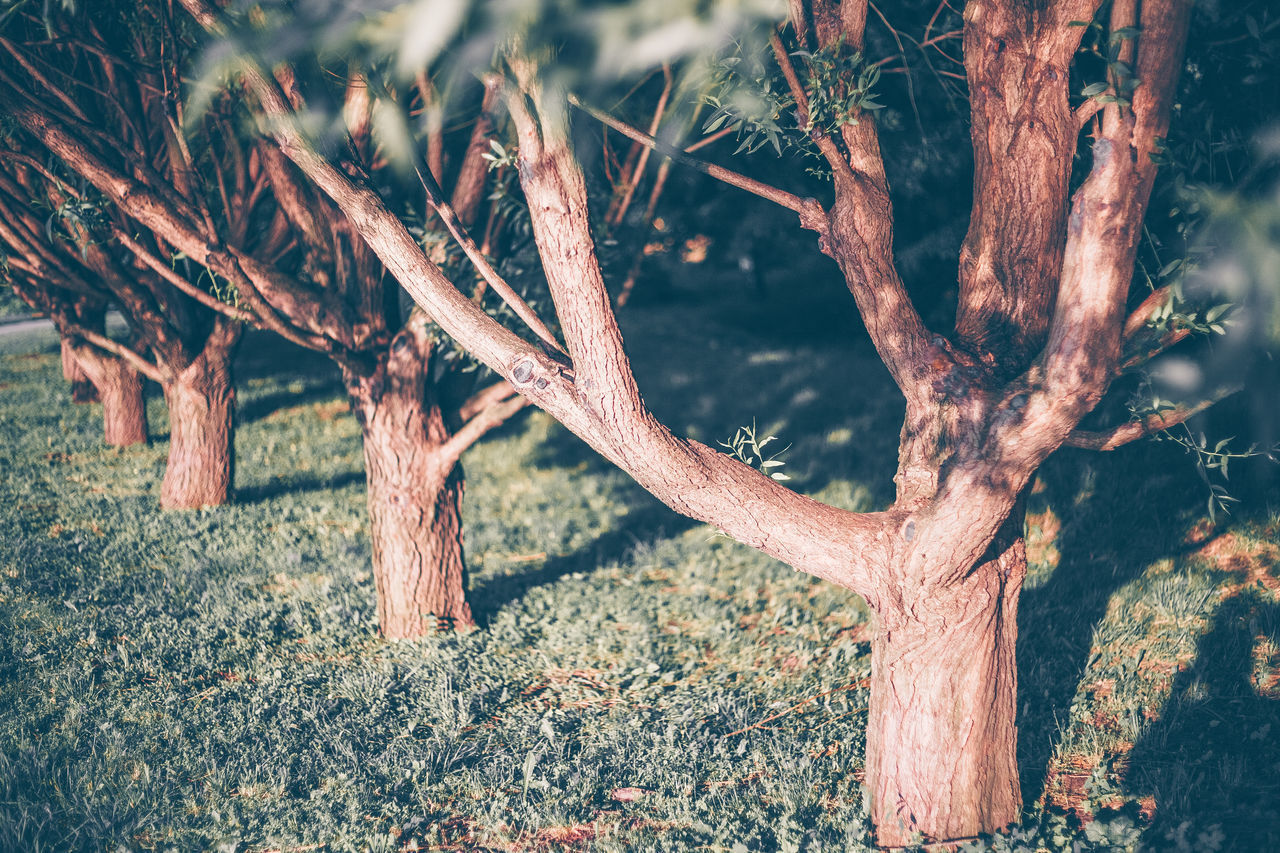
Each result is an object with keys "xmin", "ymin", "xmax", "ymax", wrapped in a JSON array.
[
  {"xmin": 160, "ymin": 336, "xmax": 236, "ymax": 509},
  {"xmin": 866, "ymin": 515, "xmax": 1027, "ymax": 847},
  {"xmin": 346, "ymin": 328, "xmax": 474, "ymax": 638},
  {"xmin": 72, "ymin": 345, "xmax": 148, "ymax": 447},
  {"xmin": 61, "ymin": 336, "xmax": 99, "ymax": 403}
]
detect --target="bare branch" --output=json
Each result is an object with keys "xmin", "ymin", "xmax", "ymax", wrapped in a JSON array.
[
  {"xmin": 413, "ymin": 151, "xmax": 568, "ymax": 356},
  {"xmin": 74, "ymin": 327, "xmax": 166, "ymax": 383},
  {"xmin": 567, "ymin": 94, "xmax": 828, "ymax": 231},
  {"xmin": 606, "ymin": 63, "xmax": 672, "ymax": 228},
  {"xmin": 458, "ymin": 379, "xmax": 518, "ymax": 421},
  {"xmin": 112, "ymin": 229, "xmax": 256, "ymax": 324},
  {"xmin": 1065, "ymin": 385, "xmax": 1242, "ymax": 451},
  {"xmin": 437, "ymin": 392, "xmax": 530, "ymax": 472}
]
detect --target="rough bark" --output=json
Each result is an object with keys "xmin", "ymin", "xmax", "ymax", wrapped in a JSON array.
[
  {"xmin": 345, "ymin": 320, "xmax": 474, "ymax": 636},
  {"xmin": 867, "ymin": 509, "xmax": 1027, "ymax": 847},
  {"xmin": 71, "ymin": 344, "xmax": 148, "ymax": 447},
  {"xmin": 176, "ymin": 0, "xmax": 1195, "ymax": 841},
  {"xmin": 159, "ymin": 325, "xmax": 238, "ymax": 509}
]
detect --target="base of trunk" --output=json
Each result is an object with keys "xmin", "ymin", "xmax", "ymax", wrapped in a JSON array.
[
  {"xmin": 865, "ymin": 533, "xmax": 1027, "ymax": 847},
  {"xmin": 160, "ymin": 343, "xmax": 235, "ymax": 509},
  {"xmin": 364, "ymin": 454, "xmax": 473, "ymax": 637},
  {"xmin": 68, "ymin": 343, "xmax": 148, "ymax": 446},
  {"xmin": 98, "ymin": 361, "xmax": 148, "ymax": 447}
]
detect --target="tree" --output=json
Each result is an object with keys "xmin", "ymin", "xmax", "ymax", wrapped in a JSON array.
[
  {"xmin": 0, "ymin": 183, "xmax": 147, "ymax": 445},
  {"xmin": 0, "ymin": 2, "xmax": 534, "ymax": 635},
  {"xmin": 0, "ymin": 9, "xmax": 243, "ymax": 507},
  {"xmin": 181, "ymin": 0, "xmax": 1217, "ymax": 843}
]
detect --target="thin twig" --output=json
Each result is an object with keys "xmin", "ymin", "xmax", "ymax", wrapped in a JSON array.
[
  {"xmin": 1064, "ymin": 383, "xmax": 1243, "ymax": 451},
  {"xmin": 568, "ymin": 93, "xmax": 826, "ymax": 226}
]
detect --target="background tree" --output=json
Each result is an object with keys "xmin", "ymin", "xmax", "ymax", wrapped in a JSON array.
[
  {"xmin": 1, "ymin": 1, "xmax": 539, "ymax": 636},
  {"xmin": 0, "ymin": 163, "xmax": 147, "ymax": 445},
  {"xmin": 0, "ymin": 7, "xmax": 247, "ymax": 508}
]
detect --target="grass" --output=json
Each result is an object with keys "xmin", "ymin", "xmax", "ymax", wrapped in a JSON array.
[{"xmin": 0, "ymin": 278, "xmax": 1277, "ymax": 851}]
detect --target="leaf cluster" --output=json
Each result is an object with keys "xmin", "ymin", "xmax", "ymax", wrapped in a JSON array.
[{"xmin": 719, "ymin": 420, "xmax": 791, "ymax": 481}]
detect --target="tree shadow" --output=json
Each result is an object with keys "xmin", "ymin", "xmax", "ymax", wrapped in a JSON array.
[
  {"xmin": 235, "ymin": 470, "xmax": 366, "ymax": 505},
  {"xmin": 1127, "ymin": 590, "xmax": 1280, "ymax": 850},
  {"xmin": 1015, "ymin": 443, "xmax": 1213, "ymax": 806},
  {"xmin": 467, "ymin": 496, "xmax": 698, "ymax": 627}
]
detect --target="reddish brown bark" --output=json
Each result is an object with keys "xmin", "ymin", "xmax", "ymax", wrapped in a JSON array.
[
  {"xmin": 71, "ymin": 344, "xmax": 148, "ymax": 447},
  {"xmin": 160, "ymin": 324, "xmax": 239, "ymax": 509},
  {"xmin": 345, "ymin": 319, "xmax": 474, "ymax": 636},
  {"xmin": 867, "ymin": 511, "xmax": 1027, "ymax": 847}
]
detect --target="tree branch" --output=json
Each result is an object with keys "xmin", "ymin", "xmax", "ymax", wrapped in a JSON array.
[
  {"xmin": 73, "ymin": 326, "xmax": 166, "ymax": 383},
  {"xmin": 437, "ymin": 392, "xmax": 530, "ymax": 472},
  {"xmin": 458, "ymin": 379, "xmax": 518, "ymax": 422},
  {"xmin": 413, "ymin": 148, "xmax": 568, "ymax": 356},
  {"xmin": 1064, "ymin": 384, "xmax": 1241, "ymax": 451},
  {"xmin": 567, "ymin": 94, "xmax": 828, "ymax": 231},
  {"xmin": 111, "ymin": 228, "xmax": 256, "ymax": 324},
  {"xmin": 176, "ymin": 0, "xmax": 898, "ymax": 596}
]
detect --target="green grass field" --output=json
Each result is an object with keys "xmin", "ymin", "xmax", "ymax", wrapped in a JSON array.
[{"xmin": 1, "ymin": 290, "xmax": 1277, "ymax": 851}]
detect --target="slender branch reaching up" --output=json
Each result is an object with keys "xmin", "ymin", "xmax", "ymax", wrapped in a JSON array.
[
  {"xmin": 1065, "ymin": 384, "xmax": 1243, "ymax": 451},
  {"xmin": 567, "ymin": 94, "xmax": 828, "ymax": 232},
  {"xmin": 606, "ymin": 63, "xmax": 672, "ymax": 228},
  {"xmin": 413, "ymin": 155, "xmax": 569, "ymax": 356}
]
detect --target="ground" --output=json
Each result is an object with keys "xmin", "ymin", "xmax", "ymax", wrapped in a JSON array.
[{"xmin": 0, "ymin": 263, "xmax": 1277, "ymax": 851}]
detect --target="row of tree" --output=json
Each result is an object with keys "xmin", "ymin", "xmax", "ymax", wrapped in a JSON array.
[
  {"xmin": 1, "ymin": 0, "xmax": 1265, "ymax": 845},
  {"xmin": 0, "ymin": 2, "xmax": 534, "ymax": 636}
]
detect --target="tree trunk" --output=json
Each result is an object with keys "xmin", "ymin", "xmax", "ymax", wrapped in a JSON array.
[
  {"xmin": 160, "ymin": 336, "xmax": 236, "ymax": 509},
  {"xmin": 866, "ymin": 514, "xmax": 1027, "ymax": 847},
  {"xmin": 61, "ymin": 336, "xmax": 99, "ymax": 403},
  {"xmin": 72, "ymin": 345, "xmax": 148, "ymax": 447},
  {"xmin": 346, "ymin": 329, "xmax": 474, "ymax": 638}
]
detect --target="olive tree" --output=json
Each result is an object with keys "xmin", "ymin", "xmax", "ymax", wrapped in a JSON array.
[{"xmin": 180, "ymin": 0, "xmax": 1220, "ymax": 843}]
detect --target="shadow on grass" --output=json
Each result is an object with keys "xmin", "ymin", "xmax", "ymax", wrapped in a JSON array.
[
  {"xmin": 468, "ymin": 496, "xmax": 697, "ymax": 627},
  {"xmin": 1015, "ymin": 445, "xmax": 1210, "ymax": 806},
  {"xmin": 1128, "ymin": 591, "xmax": 1280, "ymax": 850},
  {"xmin": 235, "ymin": 470, "xmax": 367, "ymax": 505}
]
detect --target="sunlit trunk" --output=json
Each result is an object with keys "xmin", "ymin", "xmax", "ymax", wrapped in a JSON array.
[
  {"xmin": 345, "ymin": 332, "xmax": 473, "ymax": 638},
  {"xmin": 866, "ymin": 514, "xmax": 1027, "ymax": 847}
]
